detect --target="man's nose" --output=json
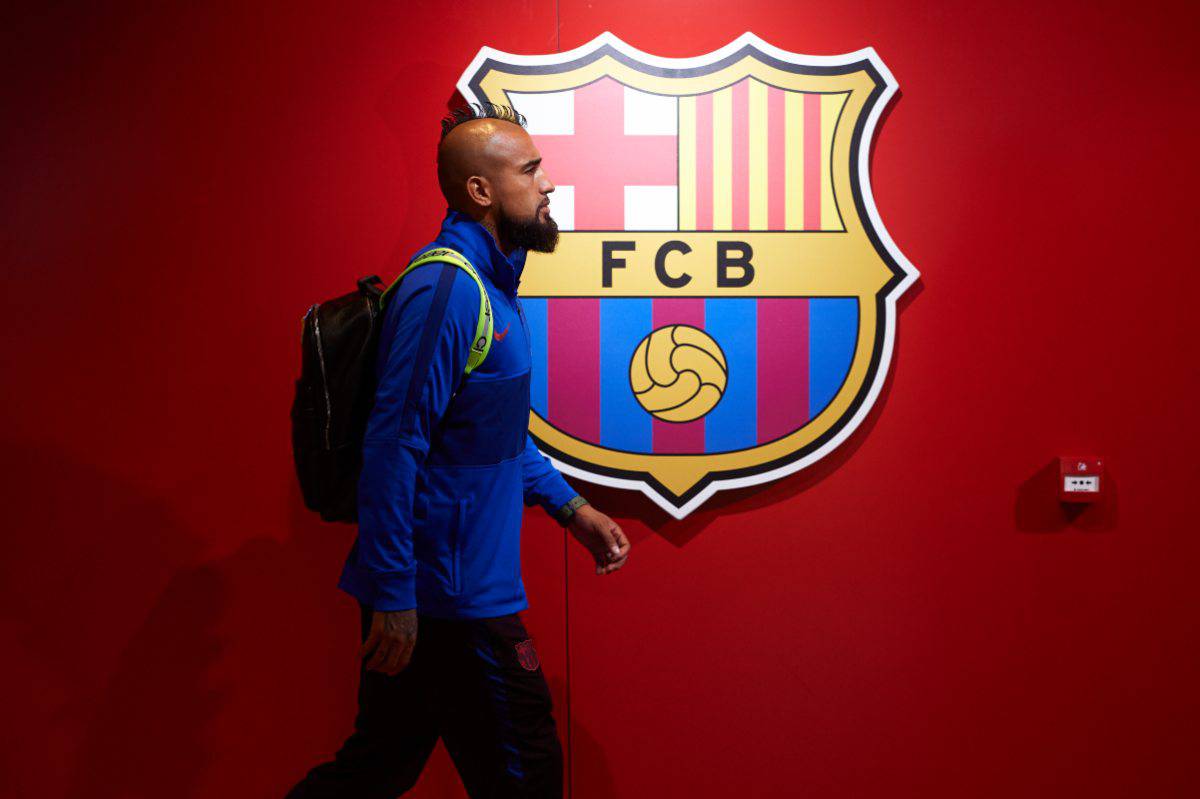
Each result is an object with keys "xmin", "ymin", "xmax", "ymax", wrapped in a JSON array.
[{"xmin": 541, "ymin": 174, "xmax": 555, "ymax": 194}]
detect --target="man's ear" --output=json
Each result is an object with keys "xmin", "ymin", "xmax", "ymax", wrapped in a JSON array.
[{"xmin": 466, "ymin": 175, "xmax": 492, "ymax": 208}]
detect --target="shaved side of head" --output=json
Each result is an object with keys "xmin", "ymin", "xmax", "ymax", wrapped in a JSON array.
[
  {"xmin": 433, "ymin": 102, "xmax": 557, "ymax": 255},
  {"xmin": 436, "ymin": 118, "xmax": 527, "ymax": 211}
]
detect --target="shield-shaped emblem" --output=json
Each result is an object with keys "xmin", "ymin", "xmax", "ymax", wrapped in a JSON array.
[
  {"xmin": 457, "ymin": 32, "xmax": 918, "ymax": 519},
  {"xmin": 515, "ymin": 638, "xmax": 540, "ymax": 671}
]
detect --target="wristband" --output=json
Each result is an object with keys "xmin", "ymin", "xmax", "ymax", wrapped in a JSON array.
[{"xmin": 555, "ymin": 495, "xmax": 589, "ymax": 526}]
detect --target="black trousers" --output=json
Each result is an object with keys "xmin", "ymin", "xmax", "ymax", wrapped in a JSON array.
[{"xmin": 286, "ymin": 603, "xmax": 563, "ymax": 799}]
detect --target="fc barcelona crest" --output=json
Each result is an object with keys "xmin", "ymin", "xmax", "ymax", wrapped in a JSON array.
[{"xmin": 457, "ymin": 32, "xmax": 919, "ymax": 519}]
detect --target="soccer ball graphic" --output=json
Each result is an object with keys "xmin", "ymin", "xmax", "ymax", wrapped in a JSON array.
[{"xmin": 629, "ymin": 325, "xmax": 727, "ymax": 422}]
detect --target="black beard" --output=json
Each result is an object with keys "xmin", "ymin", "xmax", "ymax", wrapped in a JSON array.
[{"xmin": 497, "ymin": 205, "xmax": 559, "ymax": 253}]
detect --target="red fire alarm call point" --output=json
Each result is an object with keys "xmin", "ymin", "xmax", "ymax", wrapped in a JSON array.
[{"xmin": 1059, "ymin": 457, "xmax": 1104, "ymax": 503}]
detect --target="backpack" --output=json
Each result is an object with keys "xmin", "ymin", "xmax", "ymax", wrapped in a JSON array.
[{"xmin": 291, "ymin": 247, "xmax": 494, "ymax": 523}]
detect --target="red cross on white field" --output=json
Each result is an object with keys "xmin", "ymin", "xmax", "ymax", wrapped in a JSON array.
[{"xmin": 531, "ymin": 77, "xmax": 678, "ymax": 230}]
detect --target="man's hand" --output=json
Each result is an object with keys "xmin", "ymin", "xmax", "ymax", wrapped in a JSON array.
[
  {"xmin": 567, "ymin": 505, "xmax": 631, "ymax": 575},
  {"xmin": 361, "ymin": 609, "xmax": 417, "ymax": 676}
]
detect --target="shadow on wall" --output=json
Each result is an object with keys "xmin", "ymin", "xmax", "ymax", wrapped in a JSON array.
[
  {"xmin": 563, "ymin": 703, "xmax": 617, "ymax": 798},
  {"xmin": 1014, "ymin": 458, "xmax": 1118, "ymax": 533},
  {"xmin": 869, "ymin": 88, "xmax": 903, "ymax": 181},
  {"xmin": 0, "ymin": 441, "xmax": 211, "ymax": 799},
  {"xmin": 0, "ymin": 438, "xmax": 427, "ymax": 797}
]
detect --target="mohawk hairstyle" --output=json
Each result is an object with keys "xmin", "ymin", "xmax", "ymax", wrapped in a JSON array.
[{"xmin": 440, "ymin": 102, "xmax": 527, "ymax": 141}]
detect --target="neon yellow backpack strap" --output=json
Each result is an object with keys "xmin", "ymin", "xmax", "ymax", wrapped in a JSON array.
[{"xmin": 381, "ymin": 247, "xmax": 493, "ymax": 374}]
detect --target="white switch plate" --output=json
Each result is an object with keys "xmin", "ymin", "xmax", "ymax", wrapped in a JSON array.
[{"xmin": 1063, "ymin": 475, "xmax": 1100, "ymax": 493}]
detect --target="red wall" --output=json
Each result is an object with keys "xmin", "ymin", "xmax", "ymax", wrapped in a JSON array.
[{"xmin": 4, "ymin": 1, "xmax": 1198, "ymax": 796}]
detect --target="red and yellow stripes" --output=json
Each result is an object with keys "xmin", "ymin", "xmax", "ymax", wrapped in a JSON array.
[{"xmin": 680, "ymin": 79, "xmax": 847, "ymax": 232}]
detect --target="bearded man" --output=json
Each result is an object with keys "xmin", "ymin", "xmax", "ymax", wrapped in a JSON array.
[{"xmin": 286, "ymin": 102, "xmax": 630, "ymax": 799}]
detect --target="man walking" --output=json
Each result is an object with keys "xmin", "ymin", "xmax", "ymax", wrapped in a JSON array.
[{"xmin": 287, "ymin": 102, "xmax": 630, "ymax": 798}]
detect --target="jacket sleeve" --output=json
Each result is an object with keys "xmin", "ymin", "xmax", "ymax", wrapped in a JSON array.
[
  {"xmin": 356, "ymin": 261, "xmax": 478, "ymax": 611},
  {"xmin": 520, "ymin": 431, "xmax": 580, "ymax": 520}
]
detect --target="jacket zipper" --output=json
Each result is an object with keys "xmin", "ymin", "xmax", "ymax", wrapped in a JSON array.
[
  {"xmin": 451, "ymin": 498, "xmax": 467, "ymax": 594},
  {"xmin": 515, "ymin": 297, "xmax": 531, "ymax": 357}
]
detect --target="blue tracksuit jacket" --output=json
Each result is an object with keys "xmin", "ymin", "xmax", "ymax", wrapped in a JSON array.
[{"xmin": 338, "ymin": 208, "xmax": 580, "ymax": 618}]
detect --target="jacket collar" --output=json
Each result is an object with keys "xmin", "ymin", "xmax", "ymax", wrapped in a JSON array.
[{"xmin": 432, "ymin": 208, "xmax": 527, "ymax": 295}]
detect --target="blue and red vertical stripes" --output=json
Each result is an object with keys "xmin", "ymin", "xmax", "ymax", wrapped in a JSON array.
[{"xmin": 524, "ymin": 297, "xmax": 858, "ymax": 454}]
